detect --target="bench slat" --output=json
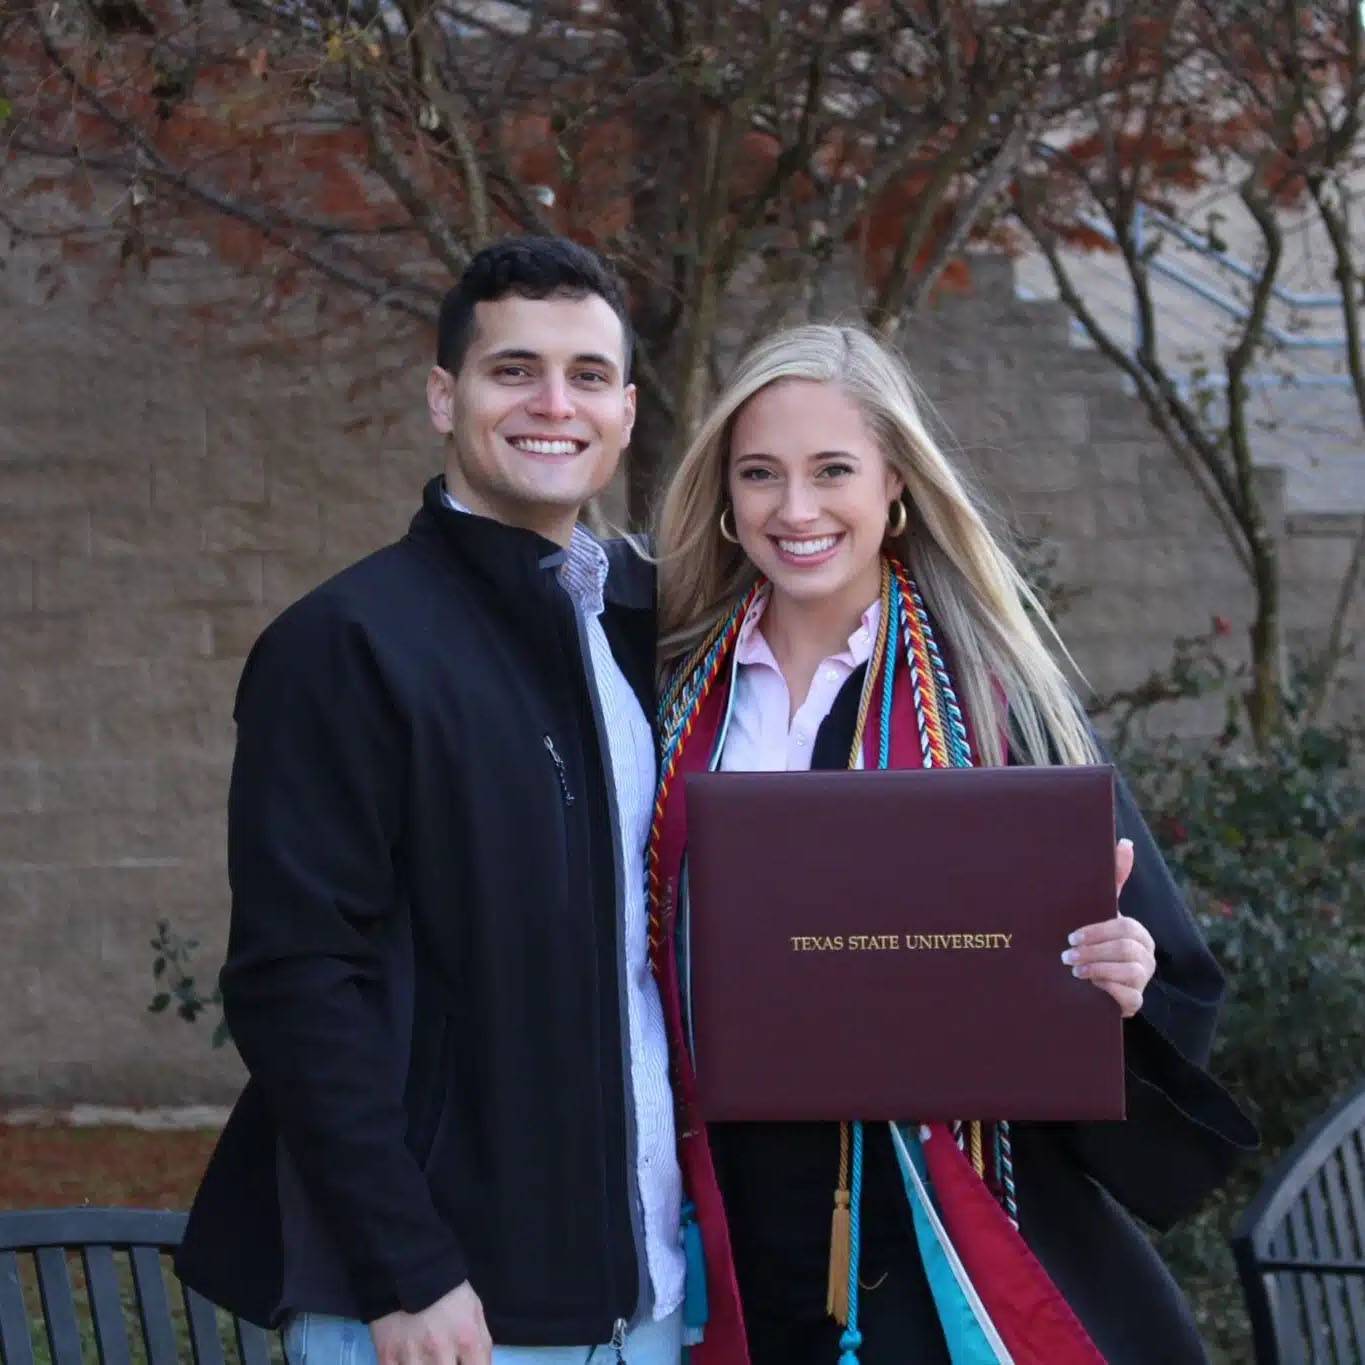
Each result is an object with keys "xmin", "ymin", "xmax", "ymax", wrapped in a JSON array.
[
  {"xmin": 82, "ymin": 1244, "xmax": 134, "ymax": 1365},
  {"xmin": 184, "ymin": 1285, "xmax": 228, "ymax": 1365},
  {"xmin": 1305, "ymin": 1166, "xmax": 1354, "ymax": 1358},
  {"xmin": 1340, "ymin": 1131, "xmax": 1365, "ymax": 1259},
  {"xmin": 1272, "ymin": 1200, "xmax": 1303, "ymax": 1362},
  {"xmin": 1321, "ymin": 1149, "xmax": 1365, "ymax": 1350},
  {"xmin": 34, "ymin": 1247, "xmax": 84, "ymax": 1365},
  {"xmin": 1257, "ymin": 1259, "xmax": 1365, "ymax": 1275},
  {"xmin": 1287, "ymin": 1197, "xmax": 1333, "ymax": 1361},
  {"xmin": 0, "ymin": 1251, "xmax": 37, "ymax": 1365},
  {"xmin": 236, "ymin": 1314, "xmax": 274, "ymax": 1365},
  {"xmin": 131, "ymin": 1245, "xmax": 181, "ymax": 1365}
]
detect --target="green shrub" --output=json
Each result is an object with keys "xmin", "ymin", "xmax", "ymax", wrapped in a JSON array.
[{"xmin": 1108, "ymin": 636, "xmax": 1365, "ymax": 1361}]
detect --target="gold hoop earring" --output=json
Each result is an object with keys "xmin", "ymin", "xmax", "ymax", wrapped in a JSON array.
[
  {"xmin": 887, "ymin": 498, "xmax": 908, "ymax": 538},
  {"xmin": 719, "ymin": 506, "xmax": 740, "ymax": 544}
]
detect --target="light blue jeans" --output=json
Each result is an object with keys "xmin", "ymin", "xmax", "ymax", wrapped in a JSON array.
[{"xmin": 282, "ymin": 1308, "xmax": 683, "ymax": 1365}]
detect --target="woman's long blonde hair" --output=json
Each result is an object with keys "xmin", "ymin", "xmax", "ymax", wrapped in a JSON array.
[{"xmin": 655, "ymin": 324, "xmax": 1097, "ymax": 768}]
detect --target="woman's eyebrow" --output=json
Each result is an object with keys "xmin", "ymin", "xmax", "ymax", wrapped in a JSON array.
[{"xmin": 732, "ymin": 449, "xmax": 861, "ymax": 461}]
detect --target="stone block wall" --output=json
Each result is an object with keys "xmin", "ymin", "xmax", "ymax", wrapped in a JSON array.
[
  {"xmin": 1, "ymin": 255, "xmax": 435, "ymax": 1104},
  {"xmin": 0, "ymin": 252, "xmax": 1359, "ymax": 1105}
]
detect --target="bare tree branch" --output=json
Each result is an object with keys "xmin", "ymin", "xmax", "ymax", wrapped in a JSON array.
[
  {"xmin": 1015, "ymin": 190, "xmax": 1254, "ymax": 572},
  {"xmin": 355, "ymin": 69, "xmax": 471, "ymax": 275},
  {"xmin": 899, "ymin": 118, "xmax": 1029, "ymax": 318}
]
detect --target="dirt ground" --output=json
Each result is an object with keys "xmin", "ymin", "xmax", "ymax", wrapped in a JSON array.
[{"xmin": 0, "ymin": 1124, "xmax": 221, "ymax": 1210}]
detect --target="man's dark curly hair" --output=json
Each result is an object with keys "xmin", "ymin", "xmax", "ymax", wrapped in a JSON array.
[{"xmin": 435, "ymin": 236, "xmax": 633, "ymax": 380}]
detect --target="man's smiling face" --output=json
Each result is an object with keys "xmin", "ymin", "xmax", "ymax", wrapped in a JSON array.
[{"xmin": 428, "ymin": 291, "xmax": 636, "ymax": 544}]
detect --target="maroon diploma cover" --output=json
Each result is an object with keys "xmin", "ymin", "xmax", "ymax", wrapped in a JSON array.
[{"xmin": 683, "ymin": 765, "xmax": 1124, "ymax": 1122}]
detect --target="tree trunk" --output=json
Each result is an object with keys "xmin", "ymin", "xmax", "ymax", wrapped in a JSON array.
[
  {"xmin": 625, "ymin": 337, "xmax": 681, "ymax": 530},
  {"xmin": 1246, "ymin": 541, "xmax": 1284, "ymax": 748}
]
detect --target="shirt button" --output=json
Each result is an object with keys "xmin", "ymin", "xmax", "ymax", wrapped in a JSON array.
[
  {"xmin": 825, "ymin": 669, "xmax": 839, "ymax": 682},
  {"xmin": 794, "ymin": 732, "xmax": 808, "ymax": 745}
]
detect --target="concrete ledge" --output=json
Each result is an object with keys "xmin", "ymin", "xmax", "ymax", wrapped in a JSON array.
[{"xmin": 2, "ymin": 1104, "xmax": 229, "ymax": 1129}]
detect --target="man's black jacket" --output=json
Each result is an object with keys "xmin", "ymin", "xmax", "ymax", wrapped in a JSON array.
[{"xmin": 176, "ymin": 477, "xmax": 656, "ymax": 1345}]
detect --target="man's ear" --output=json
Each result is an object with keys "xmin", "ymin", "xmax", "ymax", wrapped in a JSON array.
[
  {"xmin": 427, "ymin": 366, "xmax": 457, "ymax": 435},
  {"xmin": 622, "ymin": 383, "xmax": 638, "ymax": 447}
]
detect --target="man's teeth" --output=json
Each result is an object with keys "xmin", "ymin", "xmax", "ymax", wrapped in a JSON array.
[
  {"xmin": 777, "ymin": 535, "xmax": 839, "ymax": 557},
  {"xmin": 509, "ymin": 437, "xmax": 581, "ymax": 455}
]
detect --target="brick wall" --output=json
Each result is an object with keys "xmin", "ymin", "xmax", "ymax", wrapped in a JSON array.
[{"xmin": 1, "ymin": 252, "xmax": 1359, "ymax": 1104}]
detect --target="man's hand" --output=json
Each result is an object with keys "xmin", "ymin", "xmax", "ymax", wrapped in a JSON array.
[{"xmin": 370, "ymin": 1281, "xmax": 492, "ymax": 1365}]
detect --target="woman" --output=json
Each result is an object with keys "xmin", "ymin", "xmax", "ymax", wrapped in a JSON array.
[{"xmin": 648, "ymin": 325, "xmax": 1255, "ymax": 1365}]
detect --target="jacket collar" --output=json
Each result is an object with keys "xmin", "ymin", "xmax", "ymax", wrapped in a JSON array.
[
  {"xmin": 408, "ymin": 475, "xmax": 654, "ymax": 613},
  {"xmin": 440, "ymin": 483, "xmax": 611, "ymax": 617}
]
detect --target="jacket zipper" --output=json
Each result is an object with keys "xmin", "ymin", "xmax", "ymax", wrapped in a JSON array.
[
  {"xmin": 610, "ymin": 1317, "xmax": 627, "ymax": 1361},
  {"xmin": 543, "ymin": 733, "xmax": 575, "ymax": 804}
]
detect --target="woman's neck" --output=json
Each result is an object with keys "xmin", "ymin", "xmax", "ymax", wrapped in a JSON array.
[{"xmin": 760, "ymin": 561, "xmax": 882, "ymax": 720}]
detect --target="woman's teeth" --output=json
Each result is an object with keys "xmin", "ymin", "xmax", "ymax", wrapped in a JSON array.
[
  {"xmin": 509, "ymin": 437, "xmax": 582, "ymax": 455},
  {"xmin": 776, "ymin": 535, "xmax": 839, "ymax": 557}
]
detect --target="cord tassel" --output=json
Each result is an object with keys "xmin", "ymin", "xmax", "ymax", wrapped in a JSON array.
[
  {"xmin": 828, "ymin": 1116, "xmax": 856, "ymax": 1325},
  {"xmin": 827, "ymin": 1185, "xmax": 852, "ymax": 1325}
]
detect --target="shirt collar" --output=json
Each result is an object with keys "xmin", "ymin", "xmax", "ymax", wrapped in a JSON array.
[
  {"xmin": 441, "ymin": 485, "xmax": 609, "ymax": 617},
  {"xmin": 735, "ymin": 585, "xmax": 881, "ymax": 669}
]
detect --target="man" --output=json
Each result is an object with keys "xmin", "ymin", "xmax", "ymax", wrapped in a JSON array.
[{"xmin": 177, "ymin": 237, "xmax": 686, "ymax": 1365}]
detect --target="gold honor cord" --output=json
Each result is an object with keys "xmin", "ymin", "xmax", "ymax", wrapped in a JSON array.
[{"xmin": 827, "ymin": 562, "xmax": 894, "ymax": 1326}]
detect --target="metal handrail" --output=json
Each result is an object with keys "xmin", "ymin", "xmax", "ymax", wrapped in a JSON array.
[
  {"xmin": 1081, "ymin": 207, "xmax": 1350, "ymax": 353},
  {"xmin": 1022, "ymin": 194, "xmax": 1356, "ymax": 397},
  {"xmin": 1139, "ymin": 205, "xmax": 1341, "ymax": 310},
  {"xmin": 1253, "ymin": 1258, "xmax": 1365, "ymax": 1276},
  {"xmin": 1170, "ymin": 372, "xmax": 1356, "ymax": 400}
]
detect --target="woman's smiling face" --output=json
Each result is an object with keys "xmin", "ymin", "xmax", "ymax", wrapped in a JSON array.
[{"xmin": 727, "ymin": 379, "xmax": 903, "ymax": 608}]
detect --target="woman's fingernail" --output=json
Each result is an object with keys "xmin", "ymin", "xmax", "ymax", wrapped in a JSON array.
[
  {"xmin": 1119, "ymin": 838, "xmax": 1133, "ymax": 850},
  {"xmin": 1061, "ymin": 949, "xmax": 1078, "ymax": 965},
  {"xmin": 1068, "ymin": 930, "xmax": 1083, "ymax": 946},
  {"xmin": 1072, "ymin": 965, "xmax": 1088, "ymax": 978}
]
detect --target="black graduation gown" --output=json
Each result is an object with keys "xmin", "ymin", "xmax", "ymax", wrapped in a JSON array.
[{"xmin": 709, "ymin": 667, "xmax": 1258, "ymax": 1365}]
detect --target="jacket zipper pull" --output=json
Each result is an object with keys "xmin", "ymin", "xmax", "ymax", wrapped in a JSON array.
[
  {"xmin": 610, "ymin": 1318, "xmax": 627, "ymax": 1362},
  {"xmin": 543, "ymin": 734, "xmax": 575, "ymax": 805}
]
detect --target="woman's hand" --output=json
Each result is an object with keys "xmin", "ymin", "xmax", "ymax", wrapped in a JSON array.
[{"xmin": 1062, "ymin": 837, "xmax": 1155, "ymax": 1018}]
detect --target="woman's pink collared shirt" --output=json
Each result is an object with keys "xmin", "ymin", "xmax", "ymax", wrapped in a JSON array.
[{"xmin": 719, "ymin": 589, "xmax": 882, "ymax": 773}]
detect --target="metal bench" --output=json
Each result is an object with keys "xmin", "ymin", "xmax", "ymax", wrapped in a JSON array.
[
  {"xmin": 1232, "ymin": 1080, "xmax": 1365, "ymax": 1363},
  {"xmin": 0, "ymin": 1207, "xmax": 278, "ymax": 1364}
]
